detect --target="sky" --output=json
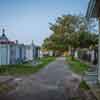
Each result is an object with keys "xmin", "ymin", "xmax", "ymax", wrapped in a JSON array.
[{"xmin": 0, "ymin": 0, "xmax": 89, "ymax": 46}]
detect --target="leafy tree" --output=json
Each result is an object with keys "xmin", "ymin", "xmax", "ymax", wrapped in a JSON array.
[{"xmin": 42, "ymin": 14, "xmax": 98, "ymax": 56}]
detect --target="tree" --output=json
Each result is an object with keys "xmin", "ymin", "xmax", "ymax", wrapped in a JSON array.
[{"xmin": 42, "ymin": 14, "xmax": 98, "ymax": 56}]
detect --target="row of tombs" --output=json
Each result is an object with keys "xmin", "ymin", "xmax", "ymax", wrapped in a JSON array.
[{"xmin": 0, "ymin": 29, "xmax": 40, "ymax": 65}]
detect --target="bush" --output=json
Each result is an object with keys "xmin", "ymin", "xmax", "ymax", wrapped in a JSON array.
[{"xmin": 79, "ymin": 81, "xmax": 90, "ymax": 90}]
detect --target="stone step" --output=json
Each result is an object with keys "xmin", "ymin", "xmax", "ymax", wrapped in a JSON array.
[
  {"xmin": 86, "ymin": 73, "xmax": 98, "ymax": 76},
  {"xmin": 88, "ymin": 68, "xmax": 97, "ymax": 72},
  {"xmin": 84, "ymin": 78, "xmax": 98, "ymax": 81},
  {"xmin": 85, "ymin": 71, "xmax": 98, "ymax": 73},
  {"xmin": 86, "ymin": 81, "xmax": 97, "ymax": 85},
  {"xmin": 83, "ymin": 75, "xmax": 98, "ymax": 82},
  {"xmin": 85, "ymin": 71, "xmax": 98, "ymax": 76}
]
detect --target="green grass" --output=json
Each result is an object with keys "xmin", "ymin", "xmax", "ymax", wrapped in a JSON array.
[
  {"xmin": 0, "ymin": 83, "xmax": 15, "ymax": 94},
  {"xmin": 66, "ymin": 56, "xmax": 88, "ymax": 75},
  {"xmin": 0, "ymin": 57, "xmax": 55, "ymax": 76},
  {"xmin": 70, "ymin": 97, "xmax": 81, "ymax": 100},
  {"xmin": 79, "ymin": 80, "xmax": 90, "ymax": 90}
]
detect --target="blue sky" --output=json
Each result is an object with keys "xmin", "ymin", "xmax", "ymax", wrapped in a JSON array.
[{"xmin": 0, "ymin": 0, "xmax": 89, "ymax": 45}]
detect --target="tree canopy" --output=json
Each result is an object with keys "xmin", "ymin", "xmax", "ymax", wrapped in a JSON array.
[{"xmin": 42, "ymin": 15, "xmax": 98, "ymax": 53}]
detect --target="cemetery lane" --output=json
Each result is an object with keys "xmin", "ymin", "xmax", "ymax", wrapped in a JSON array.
[{"xmin": 0, "ymin": 57, "xmax": 81, "ymax": 100}]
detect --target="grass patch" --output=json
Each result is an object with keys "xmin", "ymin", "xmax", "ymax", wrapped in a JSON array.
[
  {"xmin": 70, "ymin": 97, "xmax": 81, "ymax": 100},
  {"xmin": 66, "ymin": 56, "xmax": 88, "ymax": 75},
  {"xmin": 0, "ymin": 83, "xmax": 14, "ymax": 94},
  {"xmin": 79, "ymin": 80, "xmax": 90, "ymax": 90},
  {"xmin": 0, "ymin": 57, "xmax": 55, "ymax": 76}
]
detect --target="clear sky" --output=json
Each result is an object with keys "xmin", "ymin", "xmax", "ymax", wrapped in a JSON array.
[{"xmin": 0, "ymin": 0, "xmax": 89, "ymax": 46}]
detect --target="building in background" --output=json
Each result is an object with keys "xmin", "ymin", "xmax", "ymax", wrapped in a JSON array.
[
  {"xmin": 25, "ymin": 44, "xmax": 34, "ymax": 61},
  {"xmin": 0, "ymin": 29, "xmax": 40, "ymax": 65},
  {"xmin": 0, "ymin": 29, "xmax": 15, "ymax": 65},
  {"xmin": 34, "ymin": 46, "xmax": 40, "ymax": 58}
]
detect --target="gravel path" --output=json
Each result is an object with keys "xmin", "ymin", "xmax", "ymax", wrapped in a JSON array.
[{"xmin": 0, "ymin": 57, "xmax": 81, "ymax": 100}]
